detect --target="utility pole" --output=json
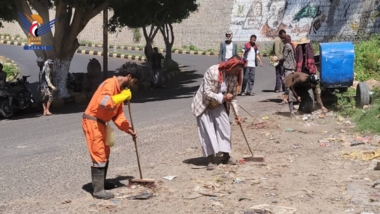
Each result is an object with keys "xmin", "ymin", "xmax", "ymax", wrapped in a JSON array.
[{"xmin": 103, "ymin": 8, "xmax": 108, "ymax": 80}]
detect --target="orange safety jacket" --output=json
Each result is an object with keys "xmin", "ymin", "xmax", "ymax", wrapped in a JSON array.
[{"xmin": 84, "ymin": 76, "xmax": 130, "ymax": 132}]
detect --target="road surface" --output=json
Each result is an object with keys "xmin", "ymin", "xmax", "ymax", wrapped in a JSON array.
[{"xmin": 0, "ymin": 44, "xmax": 279, "ymax": 211}]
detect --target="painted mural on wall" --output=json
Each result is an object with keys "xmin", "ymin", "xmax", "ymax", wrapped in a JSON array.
[{"xmin": 230, "ymin": 0, "xmax": 380, "ymax": 42}]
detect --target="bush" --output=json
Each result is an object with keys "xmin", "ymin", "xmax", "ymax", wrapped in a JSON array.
[
  {"xmin": 3, "ymin": 62, "xmax": 19, "ymax": 81},
  {"xmin": 334, "ymin": 88, "xmax": 357, "ymax": 117},
  {"xmin": 311, "ymin": 42, "xmax": 319, "ymax": 55},
  {"xmin": 352, "ymin": 101, "xmax": 380, "ymax": 133},
  {"xmin": 354, "ymin": 34, "xmax": 380, "ymax": 81}
]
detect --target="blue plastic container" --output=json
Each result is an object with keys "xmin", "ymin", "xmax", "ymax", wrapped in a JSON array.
[{"xmin": 319, "ymin": 42, "xmax": 355, "ymax": 88}]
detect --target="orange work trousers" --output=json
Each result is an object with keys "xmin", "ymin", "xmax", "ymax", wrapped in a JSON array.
[{"xmin": 82, "ymin": 118, "xmax": 110, "ymax": 167}]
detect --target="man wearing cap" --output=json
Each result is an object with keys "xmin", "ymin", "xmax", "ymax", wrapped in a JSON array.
[
  {"xmin": 36, "ymin": 57, "xmax": 44, "ymax": 72},
  {"xmin": 218, "ymin": 30, "xmax": 238, "ymax": 63},
  {"xmin": 39, "ymin": 59, "xmax": 56, "ymax": 116},
  {"xmin": 82, "ymin": 62, "xmax": 140, "ymax": 200}
]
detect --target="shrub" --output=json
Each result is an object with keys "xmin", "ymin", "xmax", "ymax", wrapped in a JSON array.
[
  {"xmin": 3, "ymin": 63, "xmax": 19, "ymax": 78},
  {"xmin": 334, "ymin": 88, "xmax": 357, "ymax": 117},
  {"xmin": 354, "ymin": 34, "xmax": 380, "ymax": 81}
]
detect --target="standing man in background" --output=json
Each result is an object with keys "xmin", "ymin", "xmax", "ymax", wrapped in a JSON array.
[
  {"xmin": 39, "ymin": 59, "xmax": 56, "ymax": 116},
  {"xmin": 218, "ymin": 30, "xmax": 238, "ymax": 63},
  {"xmin": 151, "ymin": 47, "xmax": 166, "ymax": 88},
  {"xmin": 239, "ymin": 34, "xmax": 263, "ymax": 96},
  {"xmin": 273, "ymin": 33, "xmax": 284, "ymax": 93}
]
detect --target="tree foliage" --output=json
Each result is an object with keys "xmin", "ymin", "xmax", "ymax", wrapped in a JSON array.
[
  {"xmin": 109, "ymin": 0, "xmax": 198, "ymax": 62},
  {"xmin": 0, "ymin": 0, "xmax": 113, "ymax": 97}
]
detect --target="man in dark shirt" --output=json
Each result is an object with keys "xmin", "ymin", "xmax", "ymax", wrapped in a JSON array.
[
  {"xmin": 151, "ymin": 47, "xmax": 165, "ymax": 88},
  {"xmin": 285, "ymin": 72, "xmax": 327, "ymax": 115},
  {"xmin": 0, "ymin": 63, "xmax": 6, "ymax": 89}
]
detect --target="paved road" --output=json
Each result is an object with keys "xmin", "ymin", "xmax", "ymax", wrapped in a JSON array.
[{"xmin": 0, "ymin": 44, "xmax": 278, "ymax": 209}]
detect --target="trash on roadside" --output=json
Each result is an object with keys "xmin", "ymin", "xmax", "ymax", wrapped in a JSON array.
[
  {"xmin": 320, "ymin": 143, "xmax": 330, "ymax": 147},
  {"xmin": 191, "ymin": 166, "xmax": 207, "ymax": 169},
  {"xmin": 350, "ymin": 142, "xmax": 365, "ymax": 146},
  {"xmin": 245, "ymin": 204, "xmax": 297, "ymax": 214},
  {"xmin": 163, "ymin": 175, "xmax": 177, "ymax": 181},
  {"xmin": 254, "ymin": 122, "xmax": 264, "ymax": 129},
  {"xmin": 355, "ymin": 136, "xmax": 371, "ymax": 143},
  {"xmin": 285, "ymin": 128, "xmax": 294, "ymax": 132},
  {"xmin": 234, "ymin": 178, "xmax": 244, "ymax": 184},
  {"xmin": 370, "ymin": 135, "xmax": 380, "ymax": 144},
  {"xmin": 61, "ymin": 200, "xmax": 71, "ymax": 204},
  {"xmin": 203, "ymin": 182, "xmax": 220, "ymax": 189},
  {"xmin": 183, "ymin": 193, "xmax": 202, "ymax": 200},
  {"xmin": 262, "ymin": 116, "xmax": 269, "ymax": 120},
  {"xmin": 239, "ymin": 197, "xmax": 249, "ymax": 201},
  {"xmin": 292, "ymin": 144, "xmax": 301, "ymax": 149},
  {"xmin": 319, "ymin": 139, "xmax": 330, "ymax": 147},
  {"xmin": 238, "ymin": 159, "xmax": 247, "ymax": 164},
  {"xmin": 342, "ymin": 148, "xmax": 380, "ymax": 161},
  {"xmin": 126, "ymin": 192, "xmax": 154, "ymax": 200},
  {"xmin": 338, "ymin": 116, "xmax": 345, "ymax": 122}
]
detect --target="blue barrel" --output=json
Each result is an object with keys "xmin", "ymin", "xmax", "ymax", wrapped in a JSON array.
[{"xmin": 319, "ymin": 42, "xmax": 355, "ymax": 88}]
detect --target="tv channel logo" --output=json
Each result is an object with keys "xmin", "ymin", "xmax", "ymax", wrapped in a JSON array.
[{"xmin": 18, "ymin": 12, "xmax": 55, "ymax": 51}]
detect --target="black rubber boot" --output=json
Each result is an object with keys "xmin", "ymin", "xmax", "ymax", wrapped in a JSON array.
[
  {"xmin": 104, "ymin": 162, "xmax": 116, "ymax": 190},
  {"xmin": 91, "ymin": 167, "xmax": 114, "ymax": 200}
]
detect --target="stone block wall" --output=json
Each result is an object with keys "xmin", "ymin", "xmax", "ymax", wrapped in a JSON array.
[{"xmin": 0, "ymin": 0, "xmax": 379, "ymax": 51}]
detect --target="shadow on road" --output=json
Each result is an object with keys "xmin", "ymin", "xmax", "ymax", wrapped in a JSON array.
[
  {"xmin": 183, "ymin": 156, "xmax": 228, "ymax": 167},
  {"xmin": 1, "ymin": 67, "xmax": 202, "ymax": 120},
  {"xmin": 183, "ymin": 157, "xmax": 208, "ymax": 166},
  {"xmin": 131, "ymin": 70, "xmax": 202, "ymax": 103},
  {"xmin": 259, "ymin": 98, "xmax": 283, "ymax": 104},
  {"xmin": 274, "ymin": 111, "xmax": 292, "ymax": 118},
  {"xmin": 262, "ymin": 90, "xmax": 276, "ymax": 93}
]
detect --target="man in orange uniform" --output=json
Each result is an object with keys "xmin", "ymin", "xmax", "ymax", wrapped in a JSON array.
[{"xmin": 82, "ymin": 63, "xmax": 141, "ymax": 199}]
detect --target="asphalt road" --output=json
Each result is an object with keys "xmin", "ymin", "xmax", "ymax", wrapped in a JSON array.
[{"xmin": 0, "ymin": 44, "xmax": 277, "ymax": 208}]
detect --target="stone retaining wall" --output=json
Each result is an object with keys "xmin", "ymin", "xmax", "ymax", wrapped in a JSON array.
[{"xmin": 0, "ymin": 0, "xmax": 379, "ymax": 51}]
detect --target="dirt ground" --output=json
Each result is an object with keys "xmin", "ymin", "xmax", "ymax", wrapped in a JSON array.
[{"xmin": 2, "ymin": 99, "xmax": 380, "ymax": 214}]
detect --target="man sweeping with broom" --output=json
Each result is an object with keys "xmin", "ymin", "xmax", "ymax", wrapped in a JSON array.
[
  {"xmin": 82, "ymin": 63, "xmax": 141, "ymax": 200},
  {"xmin": 191, "ymin": 56, "xmax": 244, "ymax": 170}
]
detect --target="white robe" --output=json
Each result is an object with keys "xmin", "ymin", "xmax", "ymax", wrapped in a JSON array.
[{"xmin": 196, "ymin": 104, "xmax": 231, "ymax": 157}]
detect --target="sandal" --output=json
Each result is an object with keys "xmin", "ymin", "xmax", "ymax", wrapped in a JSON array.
[
  {"xmin": 227, "ymin": 157, "xmax": 237, "ymax": 165},
  {"xmin": 221, "ymin": 154, "xmax": 237, "ymax": 165},
  {"xmin": 206, "ymin": 162, "xmax": 216, "ymax": 170}
]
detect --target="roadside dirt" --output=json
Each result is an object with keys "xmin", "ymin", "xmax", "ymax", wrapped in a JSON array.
[{"xmin": 1, "ymin": 97, "xmax": 380, "ymax": 214}]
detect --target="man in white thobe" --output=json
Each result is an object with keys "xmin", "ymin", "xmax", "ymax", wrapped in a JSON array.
[{"xmin": 191, "ymin": 57, "xmax": 244, "ymax": 170}]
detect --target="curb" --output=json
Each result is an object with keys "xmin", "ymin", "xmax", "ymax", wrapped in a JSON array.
[
  {"xmin": 52, "ymin": 67, "xmax": 182, "ymax": 108},
  {"xmin": 0, "ymin": 35, "xmax": 219, "ymax": 57},
  {"xmin": 80, "ymin": 43, "xmax": 219, "ymax": 56},
  {"xmin": 76, "ymin": 49, "xmax": 147, "ymax": 62},
  {"xmin": 0, "ymin": 36, "xmax": 183, "ymax": 108},
  {"xmin": 0, "ymin": 39, "xmax": 147, "ymax": 62}
]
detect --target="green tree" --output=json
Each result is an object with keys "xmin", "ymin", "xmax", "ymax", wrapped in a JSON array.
[
  {"xmin": 0, "ymin": 0, "xmax": 112, "ymax": 98},
  {"xmin": 109, "ymin": 0, "xmax": 163, "ymax": 63},
  {"xmin": 157, "ymin": 0, "xmax": 198, "ymax": 66},
  {"xmin": 109, "ymin": 0, "xmax": 198, "ymax": 66}
]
